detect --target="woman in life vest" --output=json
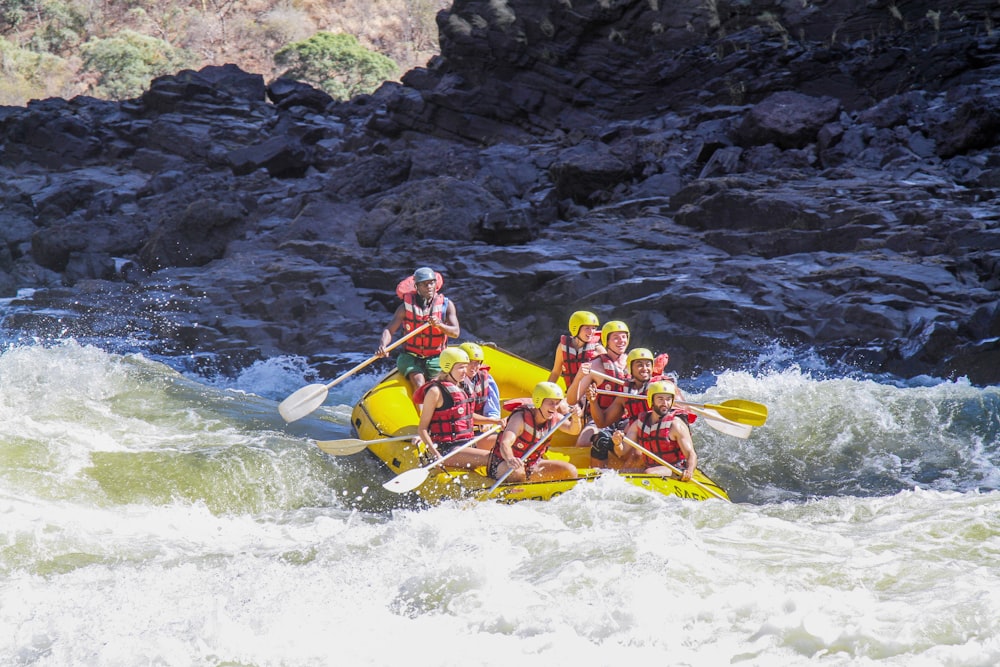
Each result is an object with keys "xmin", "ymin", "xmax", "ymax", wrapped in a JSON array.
[
  {"xmin": 546, "ymin": 310, "xmax": 606, "ymax": 395},
  {"xmin": 570, "ymin": 320, "xmax": 630, "ymax": 404},
  {"xmin": 458, "ymin": 342, "xmax": 505, "ymax": 439},
  {"xmin": 569, "ymin": 320, "xmax": 631, "ymax": 447},
  {"xmin": 613, "ymin": 380, "xmax": 698, "ymax": 481},
  {"xmin": 487, "ymin": 382, "xmax": 582, "ymax": 483},
  {"xmin": 377, "ymin": 267, "xmax": 460, "ymax": 391},
  {"xmin": 412, "ymin": 347, "xmax": 495, "ymax": 469}
]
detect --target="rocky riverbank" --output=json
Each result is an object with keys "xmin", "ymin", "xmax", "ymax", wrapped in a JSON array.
[{"xmin": 1, "ymin": 0, "xmax": 998, "ymax": 384}]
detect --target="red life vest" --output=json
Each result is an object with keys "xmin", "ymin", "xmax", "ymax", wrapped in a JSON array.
[
  {"xmin": 402, "ymin": 292, "xmax": 450, "ymax": 357},
  {"xmin": 463, "ymin": 366, "xmax": 491, "ymax": 414},
  {"xmin": 636, "ymin": 409, "xmax": 686, "ymax": 465},
  {"xmin": 622, "ymin": 382, "xmax": 649, "ymax": 423},
  {"xmin": 593, "ymin": 353, "xmax": 629, "ymax": 409},
  {"xmin": 558, "ymin": 333, "xmax": 602, "ymax": 385},
  {"xmin": 413, "ymin": 380, "xmax": 474, "ymax": 443},
  {"xmin": 622, "ymin": 375, "xmax": 697, "ymax": 425},
  {"xmin": 493, "ymin": 406, "xmax": 557, "ymax": 467}
]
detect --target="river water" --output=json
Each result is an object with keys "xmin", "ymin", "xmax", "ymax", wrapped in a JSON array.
[{"xmin": 2, "ymin": 341, "xmax": 999, "ymax": 666}]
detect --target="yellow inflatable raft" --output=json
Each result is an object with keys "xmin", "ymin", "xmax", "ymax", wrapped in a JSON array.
[{"xmin": 349, "ymin": 344, "xmax": 730, "ymax": 504}]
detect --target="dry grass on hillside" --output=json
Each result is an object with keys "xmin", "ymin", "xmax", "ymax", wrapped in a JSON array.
[{"xmin": 0, "ymin": 0, "xmax": 449, "ymax": 105}]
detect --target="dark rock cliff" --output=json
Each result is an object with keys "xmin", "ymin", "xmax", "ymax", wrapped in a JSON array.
[{"xmin": 1, "ymin": 0, "xmax": 998, "ymax": 384}]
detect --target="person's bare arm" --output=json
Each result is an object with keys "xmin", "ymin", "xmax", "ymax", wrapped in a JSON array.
[
  {"xmin": 547, "ymin": 346, "xmax": 565, "ymax": 384},
  {"xmin": 430, "ymin": 299, "xmax": 460, "ymax": 339},
  {"xmin": 498, "ymin": 412, "xmax": 525, "ymax": 472},
  {"xmin": 565, "ymin": 361, "xmax": 592, "ymax": 405},
  {"xmin": 589, "ymin": 388, "xmax": 625, "ymax": 429},
  {"xmin": 377, "ymin": 305, "xmax": 406, "ymax": 356},
  {"xmin": 672, "ymin": 420, "xmax": 697, "ymax": 481},
  {"xmin": 557, "ymin": 402, "xmax": 583, "ymax": 436},
  {"xmin": 416, "ymin": 386, "xmax": 443, "ymax": 458}
]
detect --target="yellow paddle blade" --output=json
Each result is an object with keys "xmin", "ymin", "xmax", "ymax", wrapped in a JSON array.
[
  {"xmin": 686, "ymin": 406, "xmax": 753, "ymax": 439},
  {"xmin": 709, "ymin": 399, "xmax": 768, "ymax": 426}
]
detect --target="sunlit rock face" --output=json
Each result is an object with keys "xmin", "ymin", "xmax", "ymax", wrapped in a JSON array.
[{"xmin": 1, "ymin": 3, "xmax": 998, "ymax": 383}]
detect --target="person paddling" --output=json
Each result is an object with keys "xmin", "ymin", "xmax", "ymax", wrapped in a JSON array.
[
  {"xmin": 487, "ymin": 382, "xmax": 582, "ymax": 483},
  {"xmin": 588, "ymin": 347, "xmax": 690, "ymax": 469},
  {"xmin": 547, "ymin": 310, "xmax": 605, "ymax": 396},
  {"xmin": 570, "ymin": 319, "xmax": 630, "ymax": 403},
  {"xmin": 412, "ymin": 347, "xmax": 495, "ymax": 470},
  {"xmin": 377, "ymin": 267, "xmax": 460, "ymax": 391},
  {"xmin": 459, "ymin": 342, "xmax": 504, "ymax": 441},
  {"xmin": 569, "ymin": 320, "xmax": 631, "ymax": 448},
  {"xmin": 611, "ymin": 380, "xmax": 698, "ymax": 481}
]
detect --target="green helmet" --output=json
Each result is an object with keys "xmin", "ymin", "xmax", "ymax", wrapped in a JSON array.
[
  {"xmin": 646, "ymin": 380, "xmax": 677, "ymax": 407},
  {"xmin": 626, "ymin": 347, "xmax": 654, "ymax": 371},
  {"xmin": 532, "ymin": 381, "xmax": 565, "ymax": 409},
  {"xmin": 439, "ymin": 347, "xmax": 470, "ymax": 373},
  {"xmin": 458, "ymin": 342, "xmax": 485, "ymax": 362},
  {"xmin": 601, "ymin": 320, "xmax": 630, "ymax": 345},
  {"xmin": 568, "ymin": 310, "xmax": 600, "ymax": 337}
]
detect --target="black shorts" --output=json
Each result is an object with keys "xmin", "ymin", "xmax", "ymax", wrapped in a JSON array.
[
  {"xmin": 590, "ymin": 428, "xmax": 612, "ymax": 461},
  {"xmin": 438, "ymin": 438, "xmax": 471, "ymax": 456},
  {"xmin": 487, "ymin": 452, "xmax": 535, "ymax": 480},
  {"xmin": 487, "ymin": 451, "xmax": 503, "ymax": 479}
]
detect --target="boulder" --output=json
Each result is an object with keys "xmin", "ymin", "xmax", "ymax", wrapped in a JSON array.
[{"xmin": 736, "ymin": 91, "xmax": 842, "ymax": 150}]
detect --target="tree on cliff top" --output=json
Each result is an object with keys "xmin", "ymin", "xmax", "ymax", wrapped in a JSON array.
[
  {"xmin": 81, "ymin": 30, "xmax": 195, "ymax": 100},
  {"xmin": 274, "ymin": 31, "xmax": 398, "ymax": 101}
]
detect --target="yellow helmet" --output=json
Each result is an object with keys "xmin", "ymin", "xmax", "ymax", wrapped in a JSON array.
[
  {"xmin": 458, "ymin": 342, "xmax": 485, "ymax": 362},
  {"xmin": 568, "ymin": 310, "xmax": 600, "ymax": 337},
  {"xmin": 601, "ymin": 320, "xmax": 630, "ymax": 345},
  {"xmin": 626, "ymin": 347, "xmax": 654, "ymax": 370},
  {"xmin": 439, "ymin": 347, "xmax": 470, "ymax": 373},
  {"xmin": 532, "ymin": 381, "xmax": 565, "ymax": 409},
  {"xmin": 646, "ymin": 380, "xmax": 677, "ymax": 407}
]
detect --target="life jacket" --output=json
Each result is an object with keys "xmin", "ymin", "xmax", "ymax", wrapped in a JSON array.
[
  {"xmin": 401, "ymin": 292, "xmax": 450, "ymax": 357},
  {"xmin": 593, "ymin": 353, "xmax": 629, "ymax": 409},
  {"xmin": 623, "ymin": 375, "xmax": 697, "ymax": 426},
  {"xmin": 622, "ymin": 381, "xmax": 650, "ymax": 423},
  {"xmin": 463, "ymin": 366, "xmax": 491, "ymax": 415},
  {"xmin": 558, "ymin": 333, "xmax": 602, "ymax": 385},
  {"xmin": 413, "ymin": 379, "xmax": 474, "ymax": 443},
  {"xmin": 493, "ymin": 405, "xmax": 557, "ymax": 468},
  {"xmin": 636, "ymin": 409, "xmax": 687, "ymax": 465}
]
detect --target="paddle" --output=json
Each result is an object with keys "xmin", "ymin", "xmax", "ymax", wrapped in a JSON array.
[
  {"xmin": 315, "ymin": 434, "xmax": 414, "ymax": 457},
  {"xmin": 278, "ymin": 322, "xmax": 431, "ymax": 423},
  {"xmin": 680, "ymin": 405, "xmax": 752, "ymax": 439},
  {"xmin": 589, "ymin": 374, "xmax": 767, "ymax": 426},
  {"xmin": 676, "ymin": 399, "xmax": 767, "ymax": 426},
  {"xmin": 482, "ymin": 412, "xmax": 572, "ymax": 496},
  {"xmin": 594, "ymin": 389, "xmax": 752, "ymax": 439},
  {"xmin": 621, "ymin": 436, "xmax": 729, "ymax": 502},
  {"xmin": 382, "ymin": 425, "xmax": 501, "ymax": 494},
  {"xmin": 589, "ymin": 368, "xmax": 626, "ymax": 385}
]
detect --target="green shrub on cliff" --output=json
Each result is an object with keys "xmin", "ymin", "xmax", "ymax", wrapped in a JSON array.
[
  {"xmin": 0, "ymin": 36, "xmax": 73, "ymax": 104},
  {"xmin": 26, "ymin": 0, "xmax": 88, "ymax": 53},
  {"xmin": 0, "ymin": 0, "xmax": 32, "ymax": 29},
  {"xmin": 274, "ymin": 31, "xmax": 398, "ymax": 101},
  {"xmin": 81, "ymin": 30, "xmax": 194, "ymax": 100}
]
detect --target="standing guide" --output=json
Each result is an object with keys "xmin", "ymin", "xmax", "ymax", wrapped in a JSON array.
[{"xmin": 377, "ymin": 267, "xmax": 460, "ymax": 391}]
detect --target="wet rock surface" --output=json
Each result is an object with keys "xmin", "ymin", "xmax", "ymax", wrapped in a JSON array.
[{"xmin": 1, "ymin": 2, "xmax": 999, "ymax": 384}]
